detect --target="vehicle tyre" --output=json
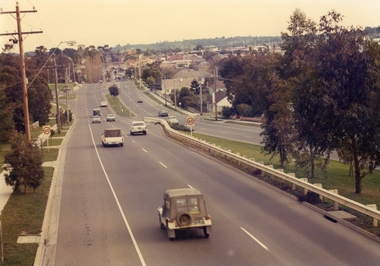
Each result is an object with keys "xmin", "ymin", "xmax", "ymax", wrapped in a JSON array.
[
  {"xmin": 203, "ymin": 227, "xmax": 209, "ymax": 238},
  {"xmin": 159, "ymin": 217, "xmax": 165, "ymax": 229},
  {"xmin": 176, "ymin": 212, "xmax": 193, "ymax": 226},
  {"xmin": 120, "ymin": 143, "xmax": 123, "ymax": 147},
  {"xmin": 143, "ymin": 131, "xmax": 147, "ymax": 135}
]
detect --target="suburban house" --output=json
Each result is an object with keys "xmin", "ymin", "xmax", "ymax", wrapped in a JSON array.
[
  {"xmin": 205, "ymin": 90, "xmax": 231, "ymax": 113},
  {"xmin": 161, "ymin": 69, "xmax": 214, "ymax": 95}
]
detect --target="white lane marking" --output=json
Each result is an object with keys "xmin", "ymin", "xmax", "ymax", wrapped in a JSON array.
[
  {"xmin": 142, "ymin": 148, "xmax": 147, "ymax": 153},
  {"xmin": 88, "ymin": 124, "xmax": 146, "ymax": 266},
  {"xmin": 159, "ymin": 162, "xmax": 167, "ymax": 168},
  {"xmin": 241, "ymin": 227, "xmax": 269, "ymax": 251},
  {"xmin": 188, "ymin": 185, "xmax": 194, "ymax": 189}
]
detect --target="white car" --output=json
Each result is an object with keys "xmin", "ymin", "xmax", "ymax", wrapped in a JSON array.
[
  {"xmin": 130, "ymin": 121, "xmax": 147, "ymax": 135},
  {"xmin": 100, "ymin": 101, "xmax": 107, "ymax": 107},
  {"xmin": 92, "ymin": 115, "xmax": 101, "ymax": 123},
  {"xmin": 168, "ymin": 116, "xmax": 179, "ymax": 124},
  {"xmin": 106, "ymin": 114, "xmax": 115, "ymax": 122}
]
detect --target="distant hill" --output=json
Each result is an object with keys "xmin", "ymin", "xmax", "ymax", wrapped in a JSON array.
[
  {"xmin": 365, "ymin": 26, "xmax": 380, "ymax": 38},
  {"xmin": 113, "ymin": 35, "xmax": 282, "ymax": 52},
  {"xmin": 113, "ymin": 27, "xmax": 380, "ymax": 52}
]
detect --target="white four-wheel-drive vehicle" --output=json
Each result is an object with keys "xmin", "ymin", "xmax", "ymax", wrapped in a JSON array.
[
  {"xmin": 101, "ymin": 128, "xmax": 124, "ymax": 147},
  {"xmin": 130, "ymin": 121, "xmax": 147, "ymax": 135},
  {"xmin": 158, "ymin": 188, "xmax": 212, "ymax": 240}
]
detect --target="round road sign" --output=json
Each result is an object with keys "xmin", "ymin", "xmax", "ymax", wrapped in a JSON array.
[
  {"xmin": 186, "ymin": 116, "xmax": 195, "ymax": 126},
  {"xmin": 42, "ymin": 126, "xmax": 51, "ymax": 135}
]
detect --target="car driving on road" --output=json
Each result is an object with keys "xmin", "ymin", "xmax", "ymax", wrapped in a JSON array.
[
  {"xmin": 92, "ymin": 115, "xmax": 101, "ymax": 123},
  {"xmin": 106, "ymin": 114, "xmax": 115, "ymax": 122},
  {"xmin": 158, "ymin": 110, "xmax": 168, "ymax": 117},
  {"xmin": 100, "ymin": 101, "xmax": 108, "ymax": 107},
  {"xmin": 130, "ymin": 121, "xmax": 147, "ymax": 135},
  {"xmin": 168, "ymin": 115, "xmax": 179, "ymax": 124},
  {"xmin": 158, "ymin": 188, "xmax": 212, "ymax": 240}
]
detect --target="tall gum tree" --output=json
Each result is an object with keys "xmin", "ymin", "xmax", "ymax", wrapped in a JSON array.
[{"xmin": 316, "ymin": 12, "xmax": 380, "ymax": 193}]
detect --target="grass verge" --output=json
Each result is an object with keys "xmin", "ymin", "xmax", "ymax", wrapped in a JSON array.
[
  {"xmin": 0, "ymin": 121, "xmax": 67, "ymax": 264},
  {"xmin": 0, "ymin": 167, "xmax": 53, "ymax": 265},
  {"xmin": 105, "ymin": 94, "xmax": 135, "ymax": 118}
]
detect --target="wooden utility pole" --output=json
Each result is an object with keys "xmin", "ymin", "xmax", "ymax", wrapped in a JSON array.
[{"xmin": 0, "ymin": 4, "xmax": 42, "ymax": 142}]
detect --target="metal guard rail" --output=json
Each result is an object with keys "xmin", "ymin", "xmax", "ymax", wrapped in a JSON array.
[{"xmin": 144, "ymin": 117, "xmax": 380, "ymax": 221}]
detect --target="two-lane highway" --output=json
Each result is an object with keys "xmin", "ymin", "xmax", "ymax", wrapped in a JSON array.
[{"xmin": 46, "ymin": 82, "xmax": 380, "ymax": 265}]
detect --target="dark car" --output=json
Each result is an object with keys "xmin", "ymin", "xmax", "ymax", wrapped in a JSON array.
[
  {"xmin": 158, "ymin": 188, "xmax": 212, "ymax": 240},
  {"xmin": 158, "ymin": 110, "xmax": 168, "ymax": 117}
]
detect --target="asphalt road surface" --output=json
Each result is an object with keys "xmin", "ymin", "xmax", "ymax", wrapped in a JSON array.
[{"xmin": 47, "ymin": 82, "xmax": 380, "ymax": 265}]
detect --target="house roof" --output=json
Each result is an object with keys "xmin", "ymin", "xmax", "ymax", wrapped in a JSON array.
[
  {"xmin": 205, "ymin": 90, "xmax": 228, "ymax": 104},
  {"xmin": 174, "ymin": 69, "xmax": 213, "ymax": 79}
]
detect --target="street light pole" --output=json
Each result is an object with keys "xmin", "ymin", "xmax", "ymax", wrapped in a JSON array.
[{"xmin": 53, "ymin": 56, "xmax": 61, "ymax": 134}]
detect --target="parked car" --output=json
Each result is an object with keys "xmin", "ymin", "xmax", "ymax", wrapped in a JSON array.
[
  {"xmin": 158, "ymin": 110, "xmax": 168, "ymax": 117},
  {"xmin": 168, "ymin": 116, "xmax": 179, "ymax": 124},
  {"xmin": 100, "ymin": 101, "xmax": 108, "ymax": 107},
  {"xmin": 158, "ymin": 188, "xmax": 212, "ymax": 240},
  {"xmin": 106, "ymin": 114, "xmax": 115, "ymax": 122},
  {"xmin": 92, "ymin": 115, "xmax": 101, "ymax": 123},
  {"xmin": 130, "ymin": 121, "xmax": 147, "ymax": 135}
]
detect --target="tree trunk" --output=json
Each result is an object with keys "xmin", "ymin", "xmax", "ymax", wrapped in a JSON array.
[
  {"xmin": 353, "ymin": 154, "xmax": 362, "ymax": 194},
  {"xmin": 309, "ymin": 146, "xmax": 315, "ymax": 178}
]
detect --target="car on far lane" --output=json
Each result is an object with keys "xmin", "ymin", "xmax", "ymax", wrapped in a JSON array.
[
  {"xmin": 92, "ymin": 115, "xmax": 101, "ymax": 123},
  {"xmin": 168, "ymin": 116, "xmax": 179, "ymax": 124},
  {"xmin": 100, "ymin": 101, "xmax": 108, "ymax": 107},
  {"xmin": 106, "ymin": 114, "xmax": 115, "ymax": 122},
  {"xmin": 158, "ymin": 110, "xmax": 168, "ymax": 117}
]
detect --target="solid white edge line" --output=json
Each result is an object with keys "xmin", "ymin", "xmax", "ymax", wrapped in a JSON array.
[
  {"xmin": 88, "ymin": 124, "xmax": 146, "ymax": 266},
  {"xmin": 241, "ymin": 227, "xmax": 269, "ymax": 251}
]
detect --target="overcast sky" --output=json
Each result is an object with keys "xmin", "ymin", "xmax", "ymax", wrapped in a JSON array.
[{"xmin": 1, "ymin": 0, "xmax": 379, "ymax": 52}]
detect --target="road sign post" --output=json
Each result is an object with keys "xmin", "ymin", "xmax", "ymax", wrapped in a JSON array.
[
  {"xmin": 42, "ymin": 126, "xmax": 51, "ymax": 151},
  {"xmin": 186, "ymin": 116, "xmax": 195, "ymax": 136}
]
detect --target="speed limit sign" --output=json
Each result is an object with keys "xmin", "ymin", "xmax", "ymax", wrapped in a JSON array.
[
  {"xmin": 42, "ymin": 126, "xmax": 51, "ymax": 135},
  {"xmin": 186, "ymin": 116, "xmax": 195, "ymax": 126}
]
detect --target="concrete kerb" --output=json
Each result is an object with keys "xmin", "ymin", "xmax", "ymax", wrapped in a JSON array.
[{"xmin": 34, "ymin": 120, "xmax": 75, "ymax": 266}]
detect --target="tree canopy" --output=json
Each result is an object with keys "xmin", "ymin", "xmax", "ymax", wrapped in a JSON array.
[{"xmin": 217, "ymin": 9, "xmax": 380, "ymax": 193}]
